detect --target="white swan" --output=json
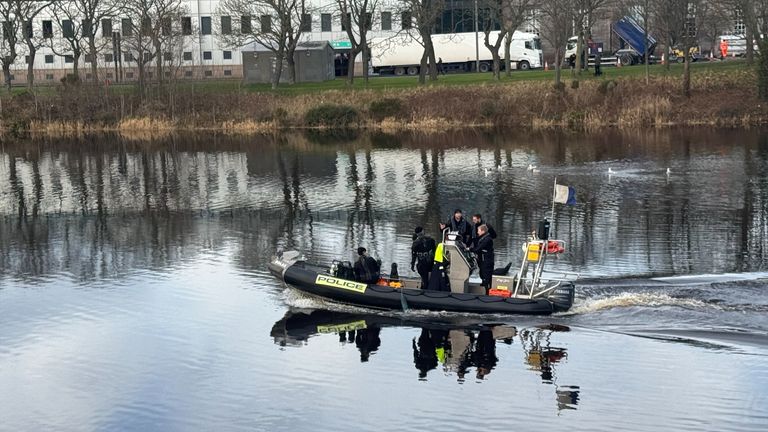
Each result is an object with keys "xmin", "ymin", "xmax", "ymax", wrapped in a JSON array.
[
  {"xmin": 527, "ymin": 164, "xmax": 537, "ymax": 171},
  {"xmin": 666, "ymin": 168, "xmax": 671, "ymax": 176}
]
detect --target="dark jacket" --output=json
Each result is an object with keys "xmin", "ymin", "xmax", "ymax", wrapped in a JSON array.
[
  {"xmin": 471, "ymin": 233, "xmax": 494, "ymax": 269},
  {"xmin": 470, "ymin": 220, "xmax": 497, "ymax": 248},
  {"xmin": 354, "ymin": 255, "xmax": 380, "ymax": 284},
  {"xmin": 411, "ymin": 234, "xmax": 436, "ymax": 269},
  {"xmin": 444, "ymin": 217, "xmax": 472, "ymax": 245}
]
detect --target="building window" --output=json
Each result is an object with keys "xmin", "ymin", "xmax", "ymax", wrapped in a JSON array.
[
  {"xmin": 341, "ymin": 13, "xmax": 351, "ymax": 31},
  {"xmin": 224, "ymin": 69, "xmax": 232, "ymax": 76},
  {"xmin": 182, "ymin": 17, "xmax": 192, "ymax": 35},
  {"xmin": 126, "ymin": 72, "xmax": 134, "ymax": 79},
  {"xmin": 84, "ymin": 54, "xmax": 94, "ymax": 63},
  {"xmin": 122, "ymin": 18, "xmax": 133, "ymax": 36},
  {"xmin": 105, "ymin": 53, "xmax": 113, "ymax": 62},
  {"xmin": 321, "ymin": 14, "xmax": 331, "ymax": 32},
  {"xmin": 82, "ymin": 19, "xmax": 92, "ymax": 37},
  {"xmin": 43, "ymin": 20, "xmax": 53, "ymax": 38},
  {"xmin": 401, "ymin": 12, "xmax": 411, "ymax": 30},
  {"xmin": 102, "ymin": 19, "xmax": 112, "ymax": 37},
  {"xmin": 64, "ymin": 55, "xmax": 74, "ymax": 63},
  {"xmin": 184, "ymin": 70, "xmax": 193, "ymax": 77},
  {"xmin": 201, "ymin": 16, "xmax": 212, "ymax": 35},
  {"xmin": 163, "ymin": 52, "xmax": 172, "ymax": 61},
  {"xmin": 124, "ymin": 52, "xmax": 133, "ymax": 62},
  {"xmin": 164, "ymin": 71, "xmax": 171, "ymax": 78},
  {"xmin": 23, "ymin": 21, "xmax": 33, "ymax": 39},
  {"xmin": 204, "ymin": 70, "xmax": 213, "ymax": 77},
  {"xmin": 161, "ymin": 17, "xmax": 171, "ymax": 36},
  {"xmin": 46, "ymin": 74, "xmax": 54, "ymax": 80},
  {"xmin": 381, "ymin": 12, "xmax": 392, "ymax": 31},
  {"xmin": 260, "ymin": 15, "xmax": 271, "ymax": 32},
  {"xmin": 62, "ymin": 20, "xmax": 74, "ymax": 38},
  {"xmin": 183, "ymin": 51, "xmax": 192, "ymax": 61},
  {"xmin": 203, "ymin": 51, "xmax": 212, "ymax": 60},
  {"xmin": 45, "ymin": 54, "xmax": 54, "ymax": 63},
  {"xmin": 223, "ymin": 50, "xmax": 232, "ymax": 60},
  {"xmin": 241, "ymin": 15, "xmax": 252, "ymax": 34},
  {"xmin": 25, "ymin": 55, "xmax": 31, "ymax": 64},
  {"xmin": 221, "ymin": 16, "xmax": 232, "ymax": 35},
  {"xmin": 301, "ymin": 14, "xmax": 311, "ymax": 32},
  {"xmin": 141, "ymin": 17, "xmax": 152, "ymax": 36},
  {"xmin": 9, "ymin": 74, "xmax": 14, "ymax": 81},
  {"xmin": 734, "ymin": 9, "xmax": 746, "ymax": 34},
  {"xmin": 86, "ymin": 73, "xmax": 92, "ymax": 80},
  {"xmin": 143, "ymin": 52, "xmax": 151, "ymax": 62}
]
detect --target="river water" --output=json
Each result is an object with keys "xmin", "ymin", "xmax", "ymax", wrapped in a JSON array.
[{"xmin": 1, "ymin": 130, "xmax": 767, "ymax": 431}]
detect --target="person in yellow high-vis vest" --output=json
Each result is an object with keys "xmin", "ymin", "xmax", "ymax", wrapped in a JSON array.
[{"xmin": 426, "ymin": 242, "xmax": 449, "ymax": 291}]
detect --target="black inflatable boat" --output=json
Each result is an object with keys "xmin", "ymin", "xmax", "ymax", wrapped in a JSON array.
[{"xmin": 269, "ymin": 238, "xmax": 576, "ymax": 315}]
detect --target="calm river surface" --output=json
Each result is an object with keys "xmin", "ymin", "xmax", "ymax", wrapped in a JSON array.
[{"xmin": 1, "ymin": 130, "xmax": 767, "ymax": 431}]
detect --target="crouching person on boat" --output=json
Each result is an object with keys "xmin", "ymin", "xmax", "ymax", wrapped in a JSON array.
[
  {"xmin": 354, "ymin": 247, "xmax": 381, "ymax": 284},
  {"xmin": 471, "ymin": 225, "xmax": 494, "ymax": 290},
  {"xmin": 411, "ymin": 226, "xmax": 436, "ymax": 289},
  {"xmin": 426, "ymin": 243, "xmax": 450, "ymax": 291}
]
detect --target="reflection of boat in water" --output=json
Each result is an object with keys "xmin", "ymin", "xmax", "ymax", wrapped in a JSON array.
[
  {"xmin": 271, "ymin": 308, "xmax": 580, "ymax": 409},
  {"xmin": 269, "ymin": 228, "xmax": 577, "ymax": 315}
]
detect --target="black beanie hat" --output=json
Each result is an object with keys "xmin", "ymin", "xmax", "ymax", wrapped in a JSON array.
[{"xmin": 357, "ymin": 247, "xmax": 366, "ymax": 256}]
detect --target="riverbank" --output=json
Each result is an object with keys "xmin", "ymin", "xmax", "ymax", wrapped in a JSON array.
[{"xmin": 1, "ymin": 62, "xmax": 764, "ymax": 136}]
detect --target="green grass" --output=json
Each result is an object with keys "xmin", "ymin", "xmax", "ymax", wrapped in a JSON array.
[{"xmin": 1, "ymin": 59, "xmax": 752, "ymax": 98}]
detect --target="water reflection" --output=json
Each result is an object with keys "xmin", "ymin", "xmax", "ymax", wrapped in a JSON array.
[
  {"xmin": 270, "ymin": 309, "xmax": 579, "ymax": 410},
  {"xmin": 2, "ymin": 130, "xmax": 768, "ymax": 281}
]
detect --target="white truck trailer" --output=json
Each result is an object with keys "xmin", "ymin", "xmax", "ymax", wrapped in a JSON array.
[{"xmin": 370, "ymin": 31, "xmax": 543, "ymax": 75}]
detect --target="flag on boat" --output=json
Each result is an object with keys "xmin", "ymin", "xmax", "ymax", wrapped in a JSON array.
[{"xmin": 554, "ymin": 184, "xmax": 576, "ymax": 205}]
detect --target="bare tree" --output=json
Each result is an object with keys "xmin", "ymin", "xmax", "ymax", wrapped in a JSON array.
[
  {"xmin": 538, "ymin": 0, "xmax": 574, "ymax": 89},
  {"xmin": 476, "ymin": 0, "xmax": 505, "ymax": 80},
  {"xmin": 572, "ymin": 0, "xmax": 612, "ymax": 78},
  {"xmin": 216, "ymin": 0, "xmax": 308, "ymax": 89},
  {"xmin": 14, "ymin": 1, "xmax": 53, "ymax": 89},
  {"xmin": 0, "ymin": 3, "xmax": 21, "ymax": 91},
  {"xmin": 739, "ymin": 0, "xmax": 768, "ymax": 98},
  {"xmin": 502, "ymin": 0, "xmax": 536, "ymax": 77},
  {"xmin": 122, "ymin": 0, "xmax": 187, "ymax": 94},
  {"xmin": 396, "ymin": 0, "xmax": 445, "ymax": 84},
  {"xmin": 337, "ymin": 0, "xmax": 378, "ymax": 85},
  {"xmin": 48, "ymin": 2, "xmax": 87, "ymax": 80}
]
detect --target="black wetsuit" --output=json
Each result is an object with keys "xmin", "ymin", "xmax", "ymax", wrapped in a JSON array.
[
  {"xmin": 472, "ymin": 233, "xmax": 494, "ymax": 288},
  {"xmin": 354, "ymin": 255, "xmax": 380, "ymax": 284},
  {"xmin": 444, "ymin": 217, "xmax": 473, "ymax": 245},
  {"xmin": 470, "ymin": 220, "xmax": 497, "ymax": 248},
  {"xmin": 411, "ymin": 233, "xmax": 436, "ymax": 288}
]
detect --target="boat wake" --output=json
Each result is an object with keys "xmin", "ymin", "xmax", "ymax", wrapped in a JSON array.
[{"xmin": 564, "ymin": 292, "xmax": 711, "ymax": 315}]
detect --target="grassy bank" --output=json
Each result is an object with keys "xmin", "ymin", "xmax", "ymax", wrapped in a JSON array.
[{"xmin": 0, "ymin": 61, "xmax": 764, "ymax": 136}]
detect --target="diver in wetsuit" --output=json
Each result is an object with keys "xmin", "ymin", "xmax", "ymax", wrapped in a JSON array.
[
  {"xmin": 354, "ymin": 247, "xmax": 380, "ymax": 284},
  {"xmin": 471, "ymin": 224, "xmax": 494, "ymax": 290},
  {"xmin": 411, "ymin": 226, "xmax": 436, "ymax": 288},
  {"xmin": 440, "ymin": 209, "xmax": 472, "ymax": 245}
]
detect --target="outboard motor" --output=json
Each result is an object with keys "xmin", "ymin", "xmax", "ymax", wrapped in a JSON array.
[{"xmin": 548, "ymin": 282, "xmax": 575, "ymax": 312}]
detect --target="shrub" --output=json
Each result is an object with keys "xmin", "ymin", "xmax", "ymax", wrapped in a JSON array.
[
  {"xmin": 368, "ymin": 98, "xmax": 405, "ymax": 121},
  {"xmin": 597, "ymin": 80, "xmax": 617, "ymax": 95},
  {"xmin": 479, "ymin": 100, "xmax": 498, "ymax": 119},
  {"xmin": 304, "ymin": 104, "xmax": 360, "ymax": 128},
  {"xmin": 571, "ymin": 80, "xmax": 580, "ymax": 89}
]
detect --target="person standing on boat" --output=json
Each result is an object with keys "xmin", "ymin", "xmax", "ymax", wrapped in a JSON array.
[
  {"xmin": 427, "ymin": 242, "xmax": 450, "ymax": 291},
  {"xmin": 354, "ymin": 247, "xmax": 380, "ymax": 284},
  {"xmin": 411, "ymin": 226, "xmax": 436, "ymax": 288},
  {"xmin": 440, "ymin": 209, "xmax": 472, "ymax": 245},
  {"xmin": 471, "ymin": 225, "xmax": 495, "ymax": 290},
  {"xmin": 470, "ymin": 214, "xmax": 497, "ymax": 248}
]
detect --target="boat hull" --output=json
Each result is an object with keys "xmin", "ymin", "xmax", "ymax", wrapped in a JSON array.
[{"xmin": 276, "ymin": 260, "xmax": 564, "ymax": 315}]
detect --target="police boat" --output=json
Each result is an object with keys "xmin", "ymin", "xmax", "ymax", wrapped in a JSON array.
[{"xmin": 269, "ymin": 228, "xmax": 577, "ymax": 315}]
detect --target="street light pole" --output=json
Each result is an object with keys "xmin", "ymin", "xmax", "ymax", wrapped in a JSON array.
[{"xmin": 474, "ymin": 0, "xmax": 479, "ymax": 72}]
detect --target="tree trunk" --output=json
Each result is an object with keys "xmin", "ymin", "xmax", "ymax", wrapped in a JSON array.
[
  {"xmin": 286, "ymin": 49, "xmax": 296, "ymax": 84},
  {"xmin": 347, "ymin": 46, "xmax": 358, "ymax": 85},
  {"xmin": 575, "ymin": 32, "xmax": 583, "ymax": 76},
  {"xmin": 419, "ymin": 50, "xmax": 427, "ymax": 85},
  {"xmin": 90, "ymin": 37, "xmax": 99, "ymax": 82},
  {"xmin": 3, "ymin": 65, "xmax": 11, "ymax": 92},
  {"xmin": 361, "ymin": 37, "xmax": 369, "ymax": 85},
  {"xmin": 26, "ymin": 44, "xmax": 36, "ymax": 90},
  {"xmin": 427, "ymin": 38, "xmax": 437, "ymax": 82},
  {"xmin": 154, "ymin": 40, "xmax": 162, "ymax": 86},
  {"xmin": 665, "ymin": 38, "xmax": 671, "ymax": 71},
  {"xmin": 271, "ymin": 47, "xmax": 285, "ymax": 90},
  {"xmin": 73, "ymin": 53, "xmax": 81, "ymax": 79},
  {"xmin": 504, "ymin": 34, "xmax": 512, "ymax": 77},
  {"xmin": 138, "ymin": 63, "xmax": 145, "ymax": 96},
  {"xmin": 554, "ymin": 47, "xmax": 562, "ymax": 89},
  {"xmin": 491, "ymin": 49, "xmax": 501, "ymax": 80},
  {"xmin": 757, "ymin": 40, "xmax": 768, "ymax": 101},
  {"xmin": 682, "ymin": 53, "xmax": 691, "ymax": 97},
  {"xmin": 746, "ymin": 26, "xmax": 754, "ymax": 65}
]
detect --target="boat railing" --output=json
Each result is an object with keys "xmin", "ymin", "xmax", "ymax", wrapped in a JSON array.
[{"xmin": 512, "ymin": 238, "xmax": 578, "ymax": 299}]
